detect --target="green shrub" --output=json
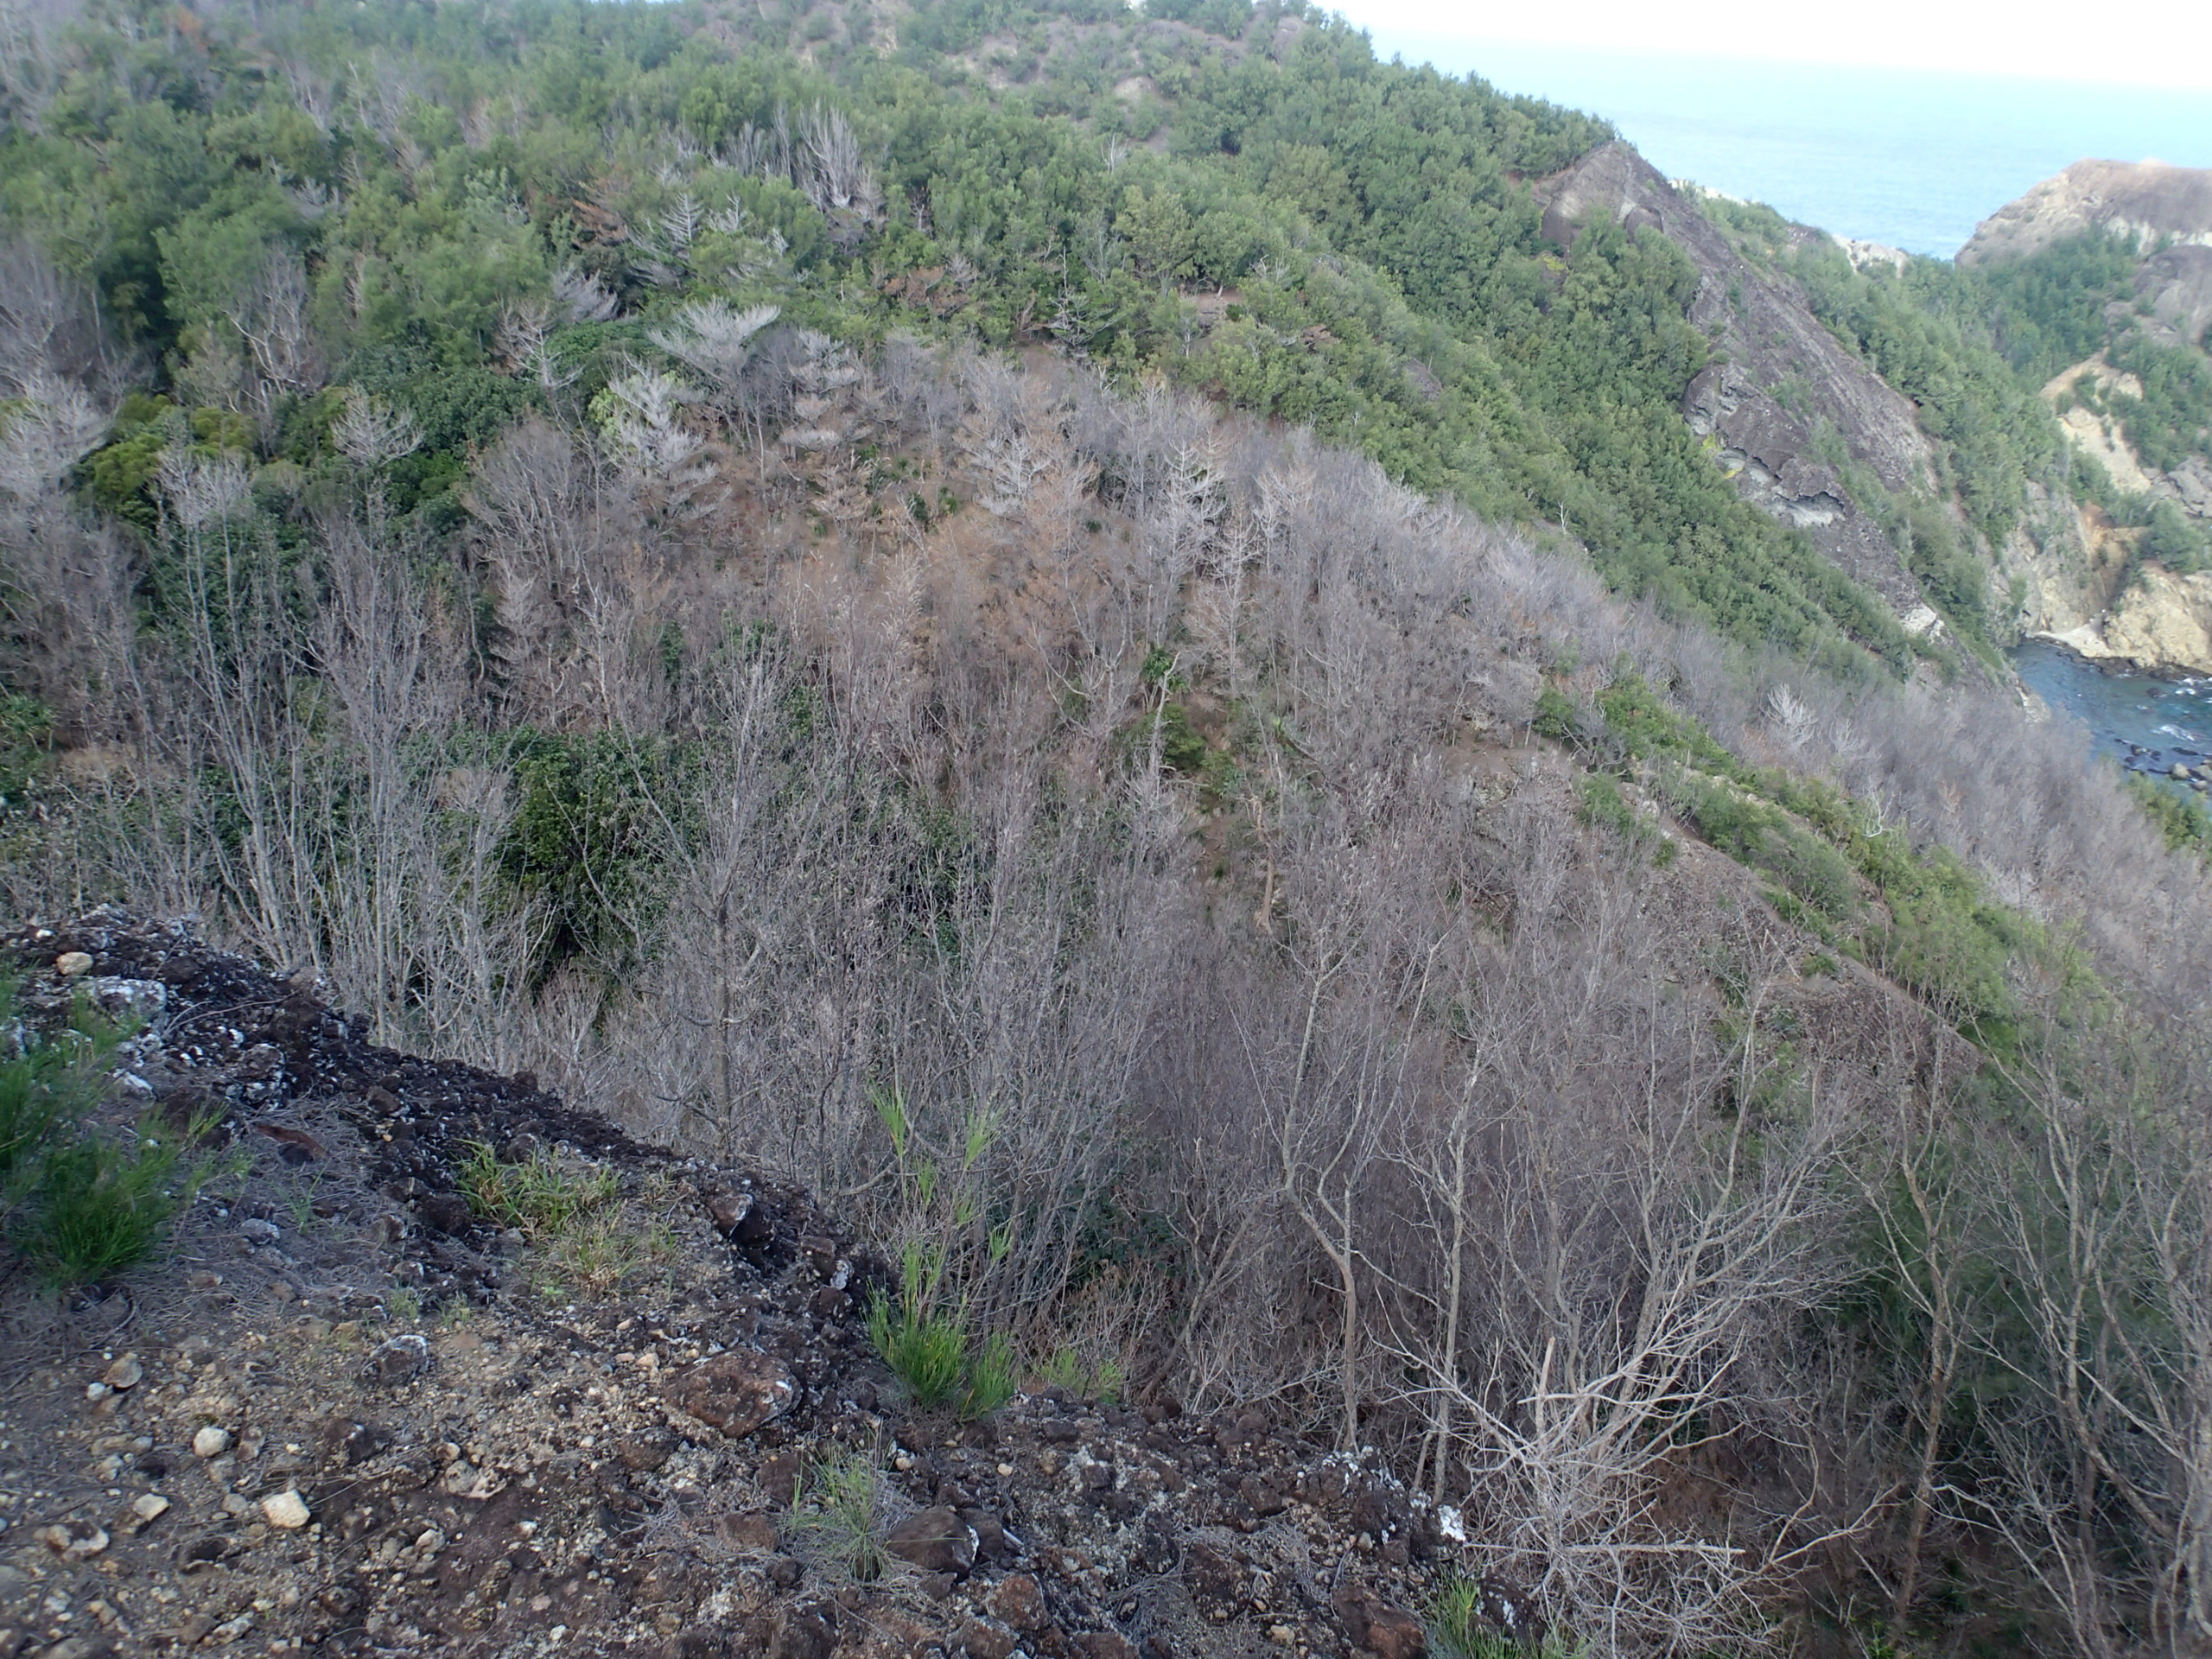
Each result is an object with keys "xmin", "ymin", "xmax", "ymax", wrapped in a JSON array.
[
  {"xmin": 1532, "ymin": 683, "xmax": 1582, "ymax": 744},
  {"xmin": 2126, "ymin": 773, "xmax": 2212, "ymax": 865},
  {"xmin": 25, "ymin": 1127, "xmax": 199, "ymax": 1287},
  {"xmin": 2, "ymin": 984, "xmax": 225, "ymax": 1288}
]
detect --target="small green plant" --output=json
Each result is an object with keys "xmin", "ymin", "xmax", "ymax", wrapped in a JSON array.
[
  {"xmin": 1427, "ymin": 1573, "xmax": 1584, "ymax": 1659},
  {"xmin": 868, "ymin": 1261, "xmax": 969, "ymax": 1407},
  {"xmin": 456, "ymin": 1140, "xmax": 667, "ymax": 1299},
  {"xmin": 961, "ymin": 1330, "xmax": 1020, "ymax": 1419},
  {"xmin": 866, "ymin": 1240, "xmax": 1023, "ymax": 1417},
  {"xmin": 1039, "ymin": 1344, "xmax": 1124, "ymax": 1403},
  {"xmin": 1, "ymin": 983, "xmax": 227, "ymax": 1288},
  {"xmin": 1427, "ymin": 1571, "xmax": 1487, "ymax": 1659},
  {"xmin": 456, "ymin": 1140, "xmax": 618, "ymax": 1236},
  {"xmin": 790, "ymin": 1451, "xmax": 891, "ymax": 1581},
  {"xmin": 387, "ymin": 1287, "xmax": 423, "ymax": 1324}
]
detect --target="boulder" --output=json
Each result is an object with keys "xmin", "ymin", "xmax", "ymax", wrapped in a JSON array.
[
  {"xmin": 671, "ymin": 1351, "xmax": 796, "ymax": 1438},
  {"xmin": 884, "ymin": 1504, "xmax": 978, "ymax": 1575}
]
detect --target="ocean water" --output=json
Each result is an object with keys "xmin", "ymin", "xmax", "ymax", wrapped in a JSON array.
[
  {"xmin": 2012, "ymin": 641, "xmax": 2212, "ymax": 795},
  {"xmin": 1350, "ymin": 37, "xmax": 2212, "ymax": 257}
]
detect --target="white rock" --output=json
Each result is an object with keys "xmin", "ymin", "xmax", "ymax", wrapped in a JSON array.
[
  {"xmin": 103, "ymin": 1353, "xmax": 143, "ymax": 1390},
  {"xmin": 193, "ymin": 1426, "xmax": 232, "ymax": 1459},
  {"xmin": 261, "ymin": 1490, "xmax": 311, "ymax": 1529},
  {"xmin": 55, "ymin": 950, "xmax": 92, "ymax": 976},
  {"xmin": 131, "ymin": 1494, "xmax": 170, "ymax": 1526}
]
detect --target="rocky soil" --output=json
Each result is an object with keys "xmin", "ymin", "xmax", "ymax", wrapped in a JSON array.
[{"xmin": 0, "ymin": 915, "xmax": 1462, "ymax": 1659}]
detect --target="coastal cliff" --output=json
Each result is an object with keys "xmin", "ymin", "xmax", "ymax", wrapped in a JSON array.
[
  {"xmin": 1957, "ymin": 159, "xmax": 2212, "ymax": 267},
  {"xmin": 1535, "ymin": 142, "xmax": 1943, "ymax": 627}
]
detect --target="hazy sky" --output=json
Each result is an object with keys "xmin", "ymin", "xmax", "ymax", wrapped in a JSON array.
[{"xmin": 1327, "ymin": 0, "xmax": 2212, "ymax": 91}]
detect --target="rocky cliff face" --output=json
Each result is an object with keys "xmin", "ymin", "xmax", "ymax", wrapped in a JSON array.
[
  {"xmin": 1958, "ymin": 159, "xmax": 2212, "ymax": 269},
  {"xmin": 1535, "ymin": 142, "xmax": 1939, "ymax": 623}
]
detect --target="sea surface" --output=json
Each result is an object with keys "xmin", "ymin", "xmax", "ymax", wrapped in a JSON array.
[
  {"xmin": 2012, "ymin": 640, "xmax": 2212, "ymax": 794},
  {"xmin": 1345, "ymin": 36, "xmax": 2212, "ymax": 257}
]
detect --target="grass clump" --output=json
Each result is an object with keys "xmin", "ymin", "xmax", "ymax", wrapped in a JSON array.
[
  {"xmin": 1039, "ymin": 1344, "xmax": 1124, "ymax": 1403},
  {"xmin": 1, "ymin": 982, "xmax": 226, "ymax": 1289},
  {"xmin": 457, "ymin": 1141, "xmax": 671, "ymax": 1299},
  {"xmin": 1427, "ymin": 1572, "xmax": 1582, "ymax": 1659},
  {"xmin": 456, "ymin": 1139, "xmax": 618, "ymax": 1235},
  {"xmin": 866, "ymin": 1240, "xmax": 1021, "ymax": 1419},
  {"xmin": 789, "ymin": 1451, "xmax": 891, "ymax": 1582}
]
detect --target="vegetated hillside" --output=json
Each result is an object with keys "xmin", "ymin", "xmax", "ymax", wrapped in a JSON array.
[
  {"xmin": 4, "ymin": 3, "xmax": 2212, "ymax": 1658},
  {"xmin": 1751, "ymin": 161, "xmax": 2212, "ymax": 670},
  {"xmin": 0, "ymin": 0, "xmax": 2059, "ymax": 681}
]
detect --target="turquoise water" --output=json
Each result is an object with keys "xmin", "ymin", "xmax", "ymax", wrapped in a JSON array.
[{"xmin": 1350, "ymin": 37, "xmax": 2212, "ymax": 257}]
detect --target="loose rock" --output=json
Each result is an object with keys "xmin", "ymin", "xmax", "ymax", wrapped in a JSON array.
[
  {"xmin": 671, "ymin": 1351, "xmax": 797, "ymax": 1438},
  {"xmin": 262, "ymin": 1490, "xmax": 311, "ymax": 1529},
  {"xmin": 885, "ymin": 1506, "xmax": 980, "ymax": 1576},
  {"xmin": 192, "ymin": 1426, "xmax": 232, "ymax": 1459}
]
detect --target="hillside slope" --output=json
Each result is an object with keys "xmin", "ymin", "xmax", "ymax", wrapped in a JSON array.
[
  {"xmin": 1957, "ymin": 159, "xmax": 2212, "ymax": 267},
  {"xmin": 7, "ymin": 5, "xmax": 2212, "ymax": 1656}
]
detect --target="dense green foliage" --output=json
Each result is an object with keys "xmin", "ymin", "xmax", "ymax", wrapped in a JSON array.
[{"xmin": 0, "ymin": 0, "xmax": 1946, "ymax": 673}]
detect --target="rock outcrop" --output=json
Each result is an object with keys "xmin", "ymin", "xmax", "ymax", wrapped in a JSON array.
[
  {"xmin": 1535, "ymin": 142, "xmax": 1939, "ymax": 621},
  {"xmin": 1958, "ymin": 159, "xmax": 2212, "ymax": 270},
  {"xmin": 2044, "ymin": 566, "xmax": 2212, "ymax": 677}
]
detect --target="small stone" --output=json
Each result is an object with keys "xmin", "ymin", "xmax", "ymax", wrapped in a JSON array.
[
  {"xmin": 103, "ymin": 1354, "xmax": 143, "ymax": 1390},
  {"xmin": 36, "ymin": 1522, "xmax": 109, "ymax": 1559},
  {"xmin": 714, "ymin": 1511, "xmax": 779, "ymax": 1551},
  {"xmin": 55, "ymin": 950, "xmax": 92, "ymax": 976},
  {"xmin": 989, "ymin": 1573, "xmax": 1048, "ymax": 1633},
  {"xmin": 86, "ymin": 1382, "xmax": 111, "ymax": 1402},
  {"xmin": 238, "ymin": 1217, "xmax": 280, "ymax": 1246},
  {"xmin": 261, "ymin": 1490, "xmax": 311, "ymax": 1529},
  {"xmin": 193, "ymin": 1426, "xmax": 232, "ymax": 1459},
  {"xmin": 1239, "ymin": 1476, "xmax": 1287, "ymax": 1517},
  {"xmin": 996, "ymin": 1463, "xmax": 1015, "ymax": 1478},
  {"xmin": 1075, "ymin": 1634, "xmax": 1139, "ymax": 1659},
  {"xmin": 130, "ymin": 1493, "xmax": 171, "ymax": 1529},
  {"xmin": 768, "ymin": 1600, "xmax": 837, "ymax": 1659},
  {"xmin": 363, "ymin": 1333, "xmax": 431, "ymax": 1383}
]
